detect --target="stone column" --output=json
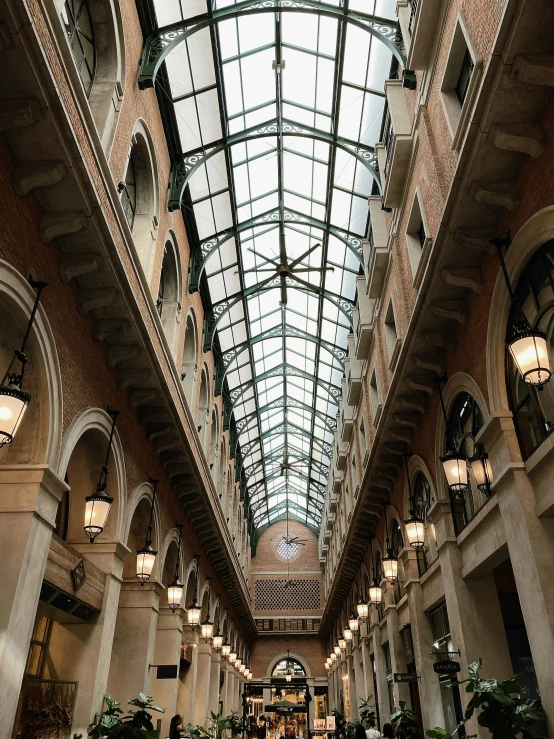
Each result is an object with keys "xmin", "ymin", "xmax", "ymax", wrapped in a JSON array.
[
  {"xmin": 340, "ymin": 657, "xmax": 347, "ymax": 715},
  {"xmin": 353, "ymin": 640, "xmax": 366, "ymax": 716},
  {"xmin": 382, "ymin": 581, "xmax": 411, "ymax": 708},
  {"xmin": 46, "ymin": 541, "xmax": 129, "ymax": 736},
  {"xmin": 178, "ymin": 628, "xmax": 199, "ymax": 724},
  {"xmin": 194, "ymin": 641, "xmax": 212, "ymax": 725},
  {"xmin": 400, "ymin": 548, "xmax": 444, "ymax": 733},
  {"xmin": 209, "ymin": 649, "xmax": 222, "ymax": 715},
  {"xmin": 371, "ymin": 617, "xmax": 391, "ymax": 725},
  {"xmin": 0, "ymin": 465, "xmax": 66, "ymax": 739},
  {"xmin": 359, "ymin": 626, "xmax": 374, "ymax": 701},
  {"xmin": 430, "ymin": 497, "xmax": 513, "ymax": 739},
  {"xmin": 481, "ymin": 415, "xmax": 554, "ymax": 735},
  {"xmin": 106, "ymin": 580, "xmax": 162, "ymax": 702},
  {"xmin": 221, "ymin": 660, "xmax": 230, "ymax": 714},
  {"xmin": 150, "ymin": 606, "xmax": 185, "ymax": 738},
  {"xmin": 346, "ymin": 650, "xmax": 358, "ymax": 720}
]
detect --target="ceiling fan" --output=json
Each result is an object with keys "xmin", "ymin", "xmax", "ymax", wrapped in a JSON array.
[
  {"xmin": 279, "ymin": 454, "xmax": 304, "ymax": 477},
  {"xmin": 240, "ymin": 227, "xmax": 332, "ymax": 305}
]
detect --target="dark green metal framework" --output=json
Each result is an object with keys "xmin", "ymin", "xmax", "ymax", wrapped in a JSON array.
[
  {"xmin": 185, "ymin": 206, "xmax": 364, "ymax": 295},
  {"xmin": 138, "ymin": 0, "xmax": 405, "ymax": 91},
  {"xmin": 141, "ymin": 0, "xmax": 402, "ymax": 534}
]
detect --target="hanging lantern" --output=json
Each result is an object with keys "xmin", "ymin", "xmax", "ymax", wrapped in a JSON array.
[
  {"xmin": 188, "ymin": 598, "xmax": 201, "ymax": 628},
  {"xmin": 334, "ymin": 644, "xmax": 341, "ymax": 656},
  {"xmin": 382, "ymin": 549, "xmax": 398, "ymax": 582},
  {"xmin": 509, "ymin": 328, "xmax": 551, "ymax": 387},
  {"xmin": 136, "ymin": 541, "xmax": 157, "ymax": 583},
  {"xmin": 441, "ymin": 447, "xmax": 468, "ymax": 492},
  {"xmin": 343, "ymin": 628, "xmax": 353, "ymax": 642},
  {"xmin": 470, "ymin": 452, "xmax": 493, "ymax": 492},
  {"xmin": 84, "ymin": 408, "xmax": 120, "ymax": 542},
  {"xmin": 404, "ymin": 513, "xmax": 425, "ymax": 550},
  {"xmin": 349, "ymin": 614, "xmax": 359, "ymax": 633},
  {"xmin": 286, "ymin": 672, "xmax": 292, "ymax": 683},
  {"xmin": 235, "ymin": 657, "xmax": 242, "ymax": 669},
  {"xmin": 368, "ymin": 578, "xmax": 382, "ymax": 607},
  {"xmin": 330, "ymin": 653, "xmax": 337, "ymax": 663},
  {"xmin": 229, "ymin": 650, "xmax": 237, "ymax": 664},
  {"xmin": 201, "ymin": 616, "xmax": 214, "ymax": 643},
  {"xmin": 167, "ymin": 524, "xmax": 184, "ymax": 613},
  {"xmin": 338, "ymin": 638, "xmax": 346, "ymax": 651},
  {"xmin": 356, "ymin": 596, "xmax": 369, "ymax": 622},
  {"xmin": 213, "ymin": 631, "xmax": 223, "ymax": 651},
  {"xmin": 136, "ymin": 477, "xmax": 159, "ymax": 585},
  {"xmin": 222, "ymin": 641, "xmax": 231, "ymax": 659},
  {"xmin": 0, "ymin": 278, "xmax": 47, "ymax": 448}
]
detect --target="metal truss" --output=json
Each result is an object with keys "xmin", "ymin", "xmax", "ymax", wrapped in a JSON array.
[
  {"xmin": 138, "ymin": 0, "xmax": 404, "ymax": 90},
  {"xmin": 204, "ymin": 278, "xmax": 354, "ymax": 351},
  {"xmin": 223, "ymin": 362, "xmax": 341, "ymax": 430},
  {"xmin": 168, "ymin": 118, "xmax": 380, "ymax": 212},
  {"xmin": 245, "ymin": 445, "xmax": 329, "ymax": 480},
  {"xmin": 239, "ymin": 420, "xmax": 332, "ymax": 460},
  {"xmin": 214, "ymin": 323, "xmax": 346, "ymax": 395},
  {"xmin": 188, "ymin": 206, "xmax": 364, "ymax": 293}
]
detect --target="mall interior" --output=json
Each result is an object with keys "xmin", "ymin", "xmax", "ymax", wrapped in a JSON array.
[{"xmin": 1, "ymin": 0, "xmax": 554, "ymax": 737}]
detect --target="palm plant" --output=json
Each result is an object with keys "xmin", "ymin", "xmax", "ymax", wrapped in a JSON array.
[
  {"xmin": 358, "ymin": 696, "xmax": 376, "ymax": 724},
  {"xmin": 390, "ymin": 701, "xmax": 418, "ymax": 739}
]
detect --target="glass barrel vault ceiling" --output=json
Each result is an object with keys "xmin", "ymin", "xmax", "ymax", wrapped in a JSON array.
[{"xmin": 150, "ymin": 0, "xmax": 397, "ymax": 534}]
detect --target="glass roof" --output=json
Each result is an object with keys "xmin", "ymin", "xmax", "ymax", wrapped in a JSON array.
[{"xmin": 149, "ymin": 0, "xmax": 397, "ymax": 534}]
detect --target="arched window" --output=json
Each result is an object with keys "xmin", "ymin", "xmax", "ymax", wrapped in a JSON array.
[
  {"xmin": 62, "ymin": 0, "xmax": 96, "ymax": 97},
  {"xmin": 446, "ymin": 392, "xmax": 486, "ymax": 534},
  {"xmin": 120, "ymin": 123, "xmax": 158, "ymax": 279},
  {"xmin": 181, "ymin": 313, "xmax": 198, "ymax": 407},
  {"xmin": 197, "ymin": 368, "xmax": 210, "ymax": 451},
  {"xmin": 156, "ymin": 238, "xmax": 181, "ymax": 356},
  {"xmin": 506, "ymin": 240, "xmax": 554, "ymax": 459},
  {"xmin": 272, "ymin": 657, "xmax": 306, "ymax": 677},
  {"xmin": 209, "ymin": 408, "xmax": 219, "ymax": 477},
  {"xmin": 60, "ymin": 0, "xmax": 124, "ymax": 151},
  {"xmin": 412, "ymin": 472, "xmax": 437, "ymax": 568}
]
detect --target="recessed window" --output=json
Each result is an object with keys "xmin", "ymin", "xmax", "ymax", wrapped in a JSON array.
[
  {"xmin": 406, "ymin": 192, "xmax": 430, "ymax": 285},
  {"xmin": 455, "ymin": 49, "xmax": 474, "ymax": 105},
  {"xmin": 441, "ymin": 21, "xmax": 476, "ymax": 139},
  {"xmin": 61, "ymin": 0, "xmax": 96, "ymax": 98},
  {"xmin": 384, "ymin": 299, "xmax": 399, "ymax": 362},
  {"xmin": 359, "ymin": 418, "xmax": 367, "ymax": 458},
  {"xmin": 121, "ymin": 152, "xmax": 137, "ymax": 231},
  {"xmin": 369, "ymin": 367, "xmax": 381, "ymax": 426}
]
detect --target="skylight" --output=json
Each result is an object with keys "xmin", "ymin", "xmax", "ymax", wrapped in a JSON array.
[{"xmin": 143, "ymin": 0, "xmax": 401, "ymax": 537}]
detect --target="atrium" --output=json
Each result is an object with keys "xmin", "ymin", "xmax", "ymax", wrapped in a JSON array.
[{"xmin": 1, "ymin": 0, "xmax": 554, "ymax": 737}]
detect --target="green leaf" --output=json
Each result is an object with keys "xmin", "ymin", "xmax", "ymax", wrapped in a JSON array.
[
  {"xmin": 426, "ymin": 728, "xmax": 451, "ymax": 739},
  {"xmin": 142, "ymin": 730, "xmax": 160, "ymax": 739}
]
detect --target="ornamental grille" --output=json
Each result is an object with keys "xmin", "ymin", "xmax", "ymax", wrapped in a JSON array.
[
  {"xmin": 254, "ymin": 579, "xmax": 320, "ymax": 611},
  {"xmin": 276, "ymin": 538, "xmax": 298, "ymax": 559}
]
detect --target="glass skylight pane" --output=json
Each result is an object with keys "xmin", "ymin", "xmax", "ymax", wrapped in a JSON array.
[
  {"xmin": 157, "ymin": 0, "xmax": 396, "ymax": 532},
  {"xmin": 153, "ymin": 0, "xmax": 181, "ymax": 26}
]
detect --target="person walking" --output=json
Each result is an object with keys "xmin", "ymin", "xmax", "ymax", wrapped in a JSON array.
[
  {"xmin": 169, "ymin": 714, "xmax": 184, "ymax": 739},
  {"xmin": 365, "ymin": 719, "xmax": 382, "ymax": 739},
  {"xmin": 382, "ymin": 724, "xmax": 394, "ymax": 739},
  {"xmin": 356, "ymin": 724, "xmax": 368, "ymax": 739}
]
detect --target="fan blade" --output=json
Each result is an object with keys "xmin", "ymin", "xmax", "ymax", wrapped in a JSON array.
[
  {"xmin": 289, "ymin": 273, "xmax": 320, "ymax": 293},
  {"xmin": 247, "ymin": 247, "xmax": 281, "ymax": 268},
  {"xmin": 292, "ymin": 267, "xmax": 334, "ymax": 273},
  {"xmin": 280, "ymin": 273, "xmax": 287, "ymax": 305},
  {"xmin": 289, "ymin": 242, "xmax": 321, "ymax": 270},
  {"xmin": 240, "ymin": 267, "xmax": 278, "ymax": 274}
]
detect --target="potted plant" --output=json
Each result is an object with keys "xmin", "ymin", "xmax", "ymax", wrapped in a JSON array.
[
  {"xmin": 209, "ymin": 712, "xmax": 232, "ymax": 739},
  {"xmin": 426, "ymin": 660, "xmax": 545, "ymax": 739},
  {"xmin": 87, "ymin": 691, "xmax": 165, "ymax": 738},
  {"xmin": 390, "ymin": 701, "xmax": 418, "ymax": 739},
  {"xmin": 358, "ymin": 697, "xmax": 376, "ymax": 725}
]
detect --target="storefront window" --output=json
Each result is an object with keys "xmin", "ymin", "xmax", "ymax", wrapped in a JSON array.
[
  {"xmin": 506, "ymin": 240, "xmax": 554, "ymax": 459},
  {"xmin": 430, "ymin": 604, "xmax": 465, "ymax": 737}
]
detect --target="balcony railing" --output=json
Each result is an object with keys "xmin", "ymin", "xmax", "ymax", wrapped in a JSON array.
[
  {"xmin": 408, "ymin": 0, "xmax": 419, "ymax": 35},
  {"xmin": 255, "ymin": 618, "xmax": 321, "ymax": 632},
  {"xmin": 382, "ymin": 107, "xmax": 394, "ymax": 179}
]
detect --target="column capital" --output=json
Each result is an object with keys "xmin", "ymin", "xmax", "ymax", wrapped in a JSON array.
[
  {"xmin": 399, "ymin": 546, "xmax": 421, "ymax": 586},
  {"xmin": 0, "ymin": 464, "xmax": 68, "ymax": 526},
  {"xmin": 198, "ymin": 640, "xmax": 212, "ymax": 656},
  {"xmin": 211, "ymin": 650, "xmax": 222, "ymax": 665}
]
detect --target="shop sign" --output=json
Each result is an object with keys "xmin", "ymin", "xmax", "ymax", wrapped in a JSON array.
[
  {"xmin": 393, "ymin": 672, "xmax": 418, "ymax": 683},
  {"xmin": 72, "ymin": 559, "xmax": 86, "ymax": 590},
  {"xmin": 326, "ymin": 716, "xmax": 336, "ymax": 730},
  {"xmin": 433, "ymin": 660, "xmax": 460, "ymax": 675}
]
